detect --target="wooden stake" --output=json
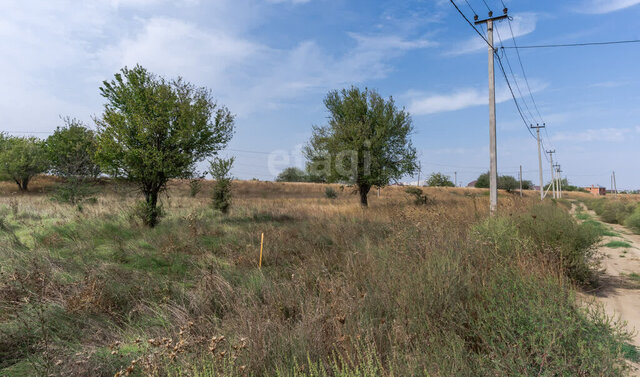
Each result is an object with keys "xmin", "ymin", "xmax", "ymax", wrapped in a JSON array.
[{"xmin": 259, "ymin": 232, "xmax": 264, "ymax": 268}]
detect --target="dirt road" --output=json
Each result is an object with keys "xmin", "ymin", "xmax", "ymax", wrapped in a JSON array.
[{"xmin": 574, "ymin": 203, "xmax": 640, "ymax": 374}]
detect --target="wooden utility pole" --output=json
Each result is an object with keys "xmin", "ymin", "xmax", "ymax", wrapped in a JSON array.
[
  {"xmin": 547, "ymin": 150, "xmax": 556, "ymax": 199},
  {"xmin": 475, "ymin": 10, "xmax": 508, "ymax": 215},
  {"xmin": 531, "ymin": 124, "xmax": 545, "ymax": 200}
]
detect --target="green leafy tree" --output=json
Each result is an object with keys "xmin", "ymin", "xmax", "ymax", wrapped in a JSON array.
[
  {"xmin": 475, "ymin": 172, "xmax": 490, "ymax": 188},
  {"xmin": 209, "ymin": 157, "xmax": 234, "ymax": 214},
  {"xmin": 0, "ymin": 136, "xmax": 48, "ymax": 191},
  {"xmin": 498, "ymin": 175, "xmax": 518, "ymax": 193},
  {"xmin": 46, "ymin": 117, "xmax": 101, "ymax": 204},
  {"xmin": 426, "ymin": 172, "xmax": 455, "ymax": 187},
  {"xmin": 304, "ymin": 87, "xmax": 417, "ymax": 206},
  {"xmin": 95, "ymin": 65, "xmax": 234, "ymax": 227},
  {"xmin": 276, "ymin": 167, "xmax": 308, "ymax": 182},
  {"xmin": 46, "ymin": 117, "xmax": 100, "ymax": 178}
]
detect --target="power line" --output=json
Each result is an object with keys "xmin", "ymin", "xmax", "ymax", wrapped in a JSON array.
[
  {"xmin": 479, "ymin": 0, "xmax": 492, "ymax": 12},
  {"xmin": 495, "ymin": 25, "xmax": 536, "ymax": 125},
  {"xmin": 506, "ymin": 18, "xmax": 545, "ymax": 125},
  {"xmin": 449, "ymin": 0, "xmax": 490, "ymax": 46},
  {"xmin": 501, "ymin": 39, "xmax": 640, "ymax": 49}
]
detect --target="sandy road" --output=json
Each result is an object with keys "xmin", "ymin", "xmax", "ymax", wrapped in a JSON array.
[{"xmin": 573, "ymin": 203, "xmax": 640, "ymax": 374}]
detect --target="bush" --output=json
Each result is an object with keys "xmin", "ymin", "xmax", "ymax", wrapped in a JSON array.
[
  {"xmin": 426, "ymin": 172, "xmax": 454, "ymax": 187},
  {"xmin": 324, "ymin": 187, "xmax": 337, "ymax": 199},
  {"xmin": 209, "ymin": 158, "xmax": 234, "ymax": 214},
  {"xmin": 405, "ymin": 187, "xmax": 428, "ymax": 205},
  {"xmin": 189, "ymin": 177, "xmax": 203, "ymax": 197},
  {"xmin": 477, "ymin": 203, "xmax": 601, "ymax": 286},
  {"xmin": 625, "ymin": 211, "xmax": 640, "ymax": 234}
]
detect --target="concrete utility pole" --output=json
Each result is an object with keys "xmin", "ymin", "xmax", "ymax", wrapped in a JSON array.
[
  {"xmin": 475, "ymin": 10, "xmax": 508, "ymax": 215},
  {"xmin": 613, "ymin": 171, "xmax": 618, "ymax": 196},
  {"xmin": 519, "ymin": 165, "xmax": 523, "ymax": 197},
  {"xmin": 454, "ymin": 171, "xmax": 458, "ymax": 187},
  {"xmin": 555, "ymin": 164, "xmax": 562, "ymax": 198},
  {"xmin": 417, "ymin": 161, "xmax": 421, "ymax": 187},
  {"xmin": 547, "ymin": 150, "xmax": 556, "ymax": 199},
  {"xmin": 531, "ymin": 124, "xmax": 545, "ymax": 200}
]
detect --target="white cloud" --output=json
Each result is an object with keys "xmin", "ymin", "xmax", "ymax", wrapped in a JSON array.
[
  {"xmin": 448, "ymin": 13, "xmax": 537, "ymax": 56},
  {"xmin": 580, "ymin": 0, "xmax": 640, "ymax": 14},
  {"xmin": 408, "ymin": 79, "xmax": 547, "ymax": 115},
  {"xmin": 98, "ymin": 17, "xmax": 261, "ymax": 86},
  {"xmin": 553, "ymin": 128, "xmax": 633, "ymax": 142}
]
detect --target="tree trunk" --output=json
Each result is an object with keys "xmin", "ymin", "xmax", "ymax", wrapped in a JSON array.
[
  {"xmin": 358, "ymin": 183, "xmax": 371, "ymax": 207},
  {"xmin": 16, "ymin": 178, "xmax": 29, "ymax": 192},
  {"xmin": 143, "ymin": 189, "xmax": 160, "ymax": 227}
]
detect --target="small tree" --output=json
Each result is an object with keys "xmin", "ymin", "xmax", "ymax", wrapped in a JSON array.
[
  {"xmin": 475, "ymin": 172, "xmax": 490, "ymax": 188},
  {"xmin": 0, "ymin": 136, "xmax": 48, "ymax": 191},
  {"xmin": 95, "ymin": 65, "xmax": 234, "ymax": 227},
  {"xmin": 276, "ymin": 167, "xmax": 307, "ymax": 182},
  {"xmin": 46, "ymin": 117, "xmax": 101, "ymax": 204},
  {"xmin": 304, "ymin": 87, "xmax": 417, "ymax": 206},
  {"xmin": 209, "ymin": 157, "xmax": 234, "ymax": 214},
  {"xmin": 498, "ymin": 175, "xmax": 518, "ymax": 193},
  {"xmin": 426, "ymin": 172, "xmax": 455, "ymax": 187}
]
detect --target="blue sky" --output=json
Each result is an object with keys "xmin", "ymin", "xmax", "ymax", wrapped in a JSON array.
[{"xmin": 1, "ymin": 0, "xmax": 639, "ymax": 188}]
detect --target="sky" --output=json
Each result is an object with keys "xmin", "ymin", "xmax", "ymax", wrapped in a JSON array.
[{"xmin": 1, "ymin": 0, "xmax": 639, "ymax": 189}]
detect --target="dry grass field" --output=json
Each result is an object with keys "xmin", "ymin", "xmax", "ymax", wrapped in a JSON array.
[{"xmin": 0, "ymin": 177, "xmax": 637, "ymax": 376}]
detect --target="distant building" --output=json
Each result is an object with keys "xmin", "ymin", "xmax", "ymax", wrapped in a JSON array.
[
  {"xmin": 585, "ymin": 185, "xmax": 606, "ymax": 196},
  {"xmin": 467, "ymin": 180, "xmax": 477, "ymax": 188}
]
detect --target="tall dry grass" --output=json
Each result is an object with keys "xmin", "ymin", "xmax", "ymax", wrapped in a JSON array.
[{"xmin": 0, "ymin": 176, "xmax": 632, "ymax": 376}]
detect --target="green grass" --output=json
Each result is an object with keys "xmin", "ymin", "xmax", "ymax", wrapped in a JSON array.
[
  {"xmin": 628, "ymin": 273, "xmax": 640, "ymax": 282},
  {"xmin": 575, "ymin": 212, "xmax": 591, "ymax": 221},
  {"xmin": 605, "ymin": 240, "xmax": 632, "ymax": 249},
  {"xmin": 582, "ymin": 219, "xmax": 619, "ymax": 237},
  {"xmin": 622, "ymin": 343, "xmax": 640, "ymax": 362}
]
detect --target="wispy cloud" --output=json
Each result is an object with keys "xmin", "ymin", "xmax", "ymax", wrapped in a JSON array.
[
  {"xmin": 447, "ymin": 13, "xmax": 537, "ymax": 56},
  {"xmin": 407, "ymin": 79, "xmax": 547, "ymax": 115},
  {"xmin": 579, "ymin": 0, "xmax": 640, "ymax": 14}
]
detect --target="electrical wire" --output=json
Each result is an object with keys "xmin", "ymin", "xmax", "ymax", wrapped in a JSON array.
[
  {"xmin": 500, "ymin": 39, "xmax": 640, "ymax": 49},
  {"xmin": 495, "ymin": 24, "xmax": 536, "ymax": 125},
  {"xmin": 449, "ymin": 0, "xmax": 491, "ymax": 46}
]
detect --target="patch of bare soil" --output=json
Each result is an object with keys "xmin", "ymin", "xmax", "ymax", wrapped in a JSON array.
[{"xmin": 573, "ymin": 202, "xmax": 640, "ymax": 374}]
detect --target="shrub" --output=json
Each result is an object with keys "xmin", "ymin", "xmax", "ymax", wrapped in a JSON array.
[
  {"xmin": 276, "ymin": 167, "xmax": 308, "ymax": 182},
  {"xmin": 324, "ymin": 187, "xmax": 337, "ymax": 199},
  {"xmin": 426, "ymin": 172, "xmax": 454, "ymax": 187},
  {"xmin": 624, "ymin": 211, "xmax": 640, "ymax": 234},
  {"xmin": 189, "ymin": 177, "xmax": 203, "ymax": 198},
  {"xmin": 209, "ymin": 157, "xmax": 234, "ymax": 214},
  {"xmin": 405, "ymin": 186, "xmax": 428, "ymax": 205}
]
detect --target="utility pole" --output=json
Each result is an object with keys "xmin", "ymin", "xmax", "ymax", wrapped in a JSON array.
[
  {"xmin": 547, "ymin": 150, "xmax": 556, "ymax": 199},
  {"xmin": 519, "ymin": 165, "xmax": 523, "ymax": 197},
  {"xmin": 454, "ymin": 171, "xmax": 458, "ymax": 187},
  {"xmin": 475, "ymin": 9, "xmax": 508, "ymax": 215},
  {"xmin": 417, "ymin": 161, "xmax": 421, "ymax": 187},
  {"xmin": 531, "ymin": 124, "xmax": 545, "ymax": 200},
  {"xmin": 613, "ymin": 171, "xmax": 618, "ymax": 196},
  {"xmin": 555, "ymin": 165, "xmax": 562, "ymax": 198}
]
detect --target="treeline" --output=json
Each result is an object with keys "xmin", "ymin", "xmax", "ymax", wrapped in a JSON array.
[{"xmin": 0, "ymin": 65, "xmax": 235, "ymax": 227}]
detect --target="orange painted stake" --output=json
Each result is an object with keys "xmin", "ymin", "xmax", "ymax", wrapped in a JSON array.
[{"xmin": 259, "ymin": 232, "xmax": 264, "ymax": 268}]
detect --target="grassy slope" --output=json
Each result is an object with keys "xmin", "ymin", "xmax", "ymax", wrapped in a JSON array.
[{"xmin": 0, "ymin": 178, "xmax": 633, "ymax": 376}]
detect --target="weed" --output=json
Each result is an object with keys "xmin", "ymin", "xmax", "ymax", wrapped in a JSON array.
[
  {"xmin": 605, "ymin": 240, "xmax": 632, "ymax": 249},
  {"xmin": 324, "ymin": 187, "xmax": 337, "ymax": 199}
]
